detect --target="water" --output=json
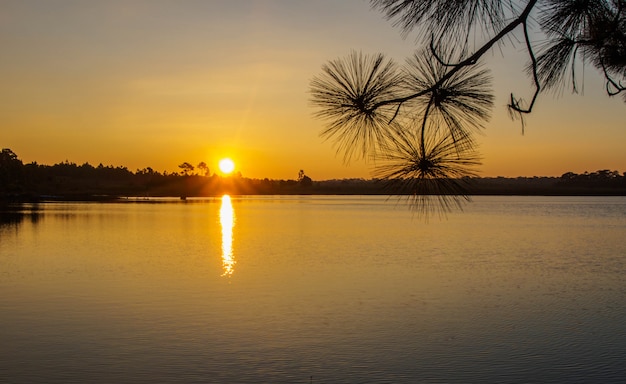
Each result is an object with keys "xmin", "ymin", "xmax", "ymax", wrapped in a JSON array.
[{"xmin": 1, "ymin": 196, "xmax": 625, "ymax": 383}]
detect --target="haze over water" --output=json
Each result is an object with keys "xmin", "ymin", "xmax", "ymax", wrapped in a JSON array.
[{"xmin": 1, "ymin": 196, "xmax": 625, "ymax": 383}]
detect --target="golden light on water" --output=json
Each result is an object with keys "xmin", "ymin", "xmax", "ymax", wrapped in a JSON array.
[{"xmin": 220, "ymin": 194, "xmax": 236, "ymax": 277}]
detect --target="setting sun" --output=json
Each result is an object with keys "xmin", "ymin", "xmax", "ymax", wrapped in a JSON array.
[{"xmin": 219, "ymin": 158, "xmax": 235, "ymax": 174}]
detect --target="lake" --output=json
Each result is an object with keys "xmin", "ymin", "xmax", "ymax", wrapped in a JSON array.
[{"xmin": 1, "ymin": 196, "xmax": 625, "ymax": 383}]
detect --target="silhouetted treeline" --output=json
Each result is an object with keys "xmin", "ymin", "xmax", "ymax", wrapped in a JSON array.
[
  {"xmin": 471, "ymin": 173, "xmax": 626, "ymax": 195},
  {"xmin": 0, "ymin": 148, "xmax": 326, "ymax": 200},
  {"xmin": 2, "ymin": 148, "xmax": 626, "ymax": 201}
]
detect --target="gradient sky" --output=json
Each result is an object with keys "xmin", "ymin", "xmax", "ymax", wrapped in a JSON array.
[{"xmin": 2, "ymin": 0, "xmax": 624, "ymax": 180}]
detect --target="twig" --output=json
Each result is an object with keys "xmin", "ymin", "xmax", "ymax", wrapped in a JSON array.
[{"xmin": 508, "ymin": 20, "xmax": 541, "ymax": 116}]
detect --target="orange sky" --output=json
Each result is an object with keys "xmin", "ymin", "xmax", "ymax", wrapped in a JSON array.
[{"xmin": 2, "ymin": 1, "xmax": 624, "ymax": 180}]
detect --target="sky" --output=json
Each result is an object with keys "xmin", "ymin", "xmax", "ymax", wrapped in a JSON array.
[{"xmin": 1, "ymin": 0, "xmax": 624, "ymax": 180}]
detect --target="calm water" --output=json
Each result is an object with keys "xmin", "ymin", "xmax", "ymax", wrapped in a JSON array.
[{"xmin": 1, "ymin": 196, "xmax": 625, "ymax": 383}]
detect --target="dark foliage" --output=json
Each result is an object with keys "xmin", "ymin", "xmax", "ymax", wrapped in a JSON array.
[
  {"xmin": 310, "ymin": 51, "xmax": 404, "ymax": 162},
  {"xmin": 310, "ymin": 0, "xmax": 624, "ymax": 217},
  {"xmin": 2, "ymin": 150, "xmax": 624, "ymax": 203}
]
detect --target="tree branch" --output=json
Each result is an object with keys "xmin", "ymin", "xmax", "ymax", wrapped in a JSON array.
[
  {"xmin": 388, "ymin": 101, "xmax": 404, "ymax": 123},
  {"xmin": 372, "ymin": 0, "xmax": 539, "ymax": 111},
  {"xmin": 429, "ymin": 35, "xmax": 471, "ymax": 67},
  {"xmin": 420, "ymin": 99, "xmax": 433, "ymax": 157},
  {"xmin": 508, "ymin": 20, "xmax": 541, "ymax": 118},
  {"xmin": 602, "ymin": 61, "xmax": 626, "ymax": 96}
]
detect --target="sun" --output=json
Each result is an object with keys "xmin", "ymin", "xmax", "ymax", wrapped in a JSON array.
[{"xmin": 218, "ymin": 158, "xmax": 235, "ymax": 174}]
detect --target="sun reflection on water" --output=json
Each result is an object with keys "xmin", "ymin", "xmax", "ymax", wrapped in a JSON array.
[{"xmin": 220, "ymin": 194, "xmax": 236, "ymax": 277}]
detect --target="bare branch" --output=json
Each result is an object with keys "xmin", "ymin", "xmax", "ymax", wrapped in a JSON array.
[
  {"xmin": 508, "ymin": 20, "xmax": 541, "ymax": 120},
  {"xmin": 371, "ymin": 0, "xmax": 539, "ymax": 111},
  {"xmin": 429, "ymin": 35, "xmax": 472, "ymax": 67},
  {"xmin": 602, "ymin": 60, "xmax": 626, "ymax": 95}
]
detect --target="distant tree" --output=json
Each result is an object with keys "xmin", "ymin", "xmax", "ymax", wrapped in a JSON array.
[
  {"xmin": 298, "ymin": 169, "xmax": 313, "ymax": 188},
  {"xmin": 0, "ymin": 148, "xmax": 20, "ymax": 165},
  {"xmin": 197, "ymin": 162, "xmax": 210, "ymax": 176},
  {"xmin": 310, "ymin": 0, "xmax": 625, "ymax": 217},
  {"xmin": 137, "ymin": 167, "xmax": 156, "ymax": 175},
  {"xmin": 0, "ymin": 148, "xmax": 24, "ymax": 194},
  {"xmin": 561, "ymin": 171, "xmax": 578, "ymax": 181},
  {"xmin": 596, "ymin": 169, "xmax": 620, "ymax": 179},
  {"xmin": 178, "ymin": 162, "xmax": 194, "ymax": 176}
]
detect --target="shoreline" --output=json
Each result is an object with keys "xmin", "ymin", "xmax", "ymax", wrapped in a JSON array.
[{"xmin": 3, "ymin": 189, "xmax": 626, "ymax": 205}]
